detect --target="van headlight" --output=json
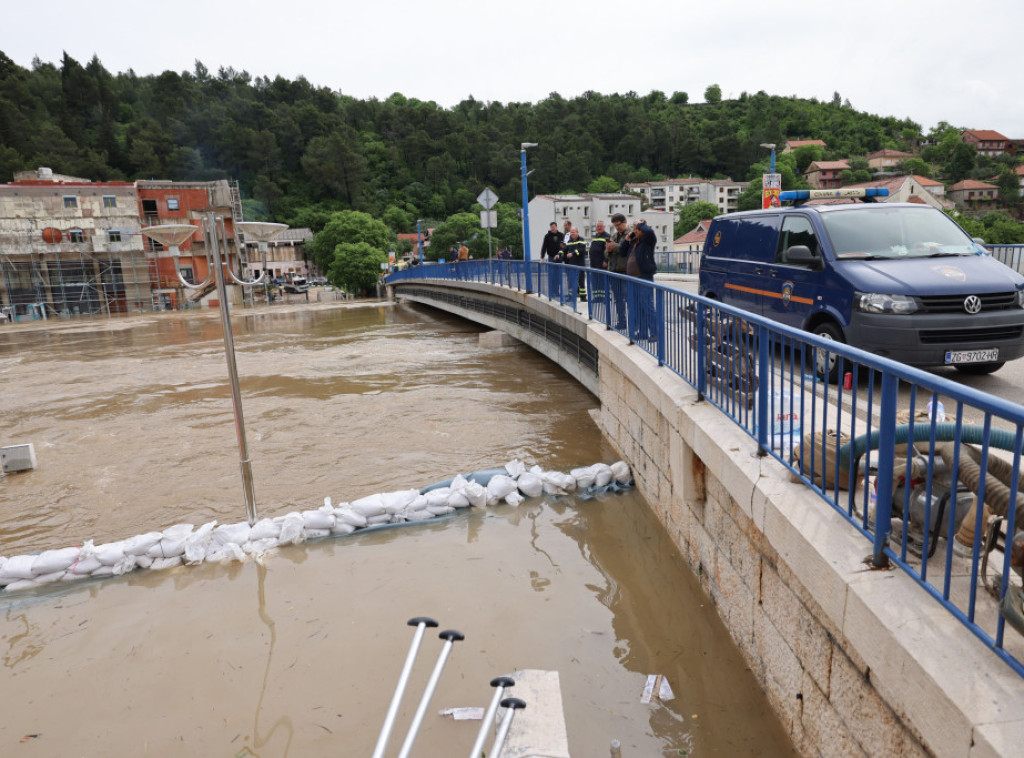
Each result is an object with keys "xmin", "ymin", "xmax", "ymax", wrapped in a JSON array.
[
  {"xmin": 1017, "ymin": 289, "xmax": 1024, "ymax": 308},
  {"xmin": 855, "ymin": 292, "xmax": 919, "ymax": 314}
]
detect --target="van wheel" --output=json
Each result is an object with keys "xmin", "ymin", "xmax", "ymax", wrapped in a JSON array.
[
  {"xmin": 810, "ymin": 322, "xmax": 844, "ymax": 382},
  {"xmin": 954, "ymin": 361, "xmax": 1004, "ymax": 375}
]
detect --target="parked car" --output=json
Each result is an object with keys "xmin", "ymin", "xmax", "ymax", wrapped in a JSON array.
[{"xmin": 698, "ymin": 189, "xmax": 1024, "ymax": 379}]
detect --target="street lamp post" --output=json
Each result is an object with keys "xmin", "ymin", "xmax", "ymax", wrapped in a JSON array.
[
  {"xmin": 238, "ymin": 222, "xmax": 289, "ymax": 305},
  {"xmin": 416, "ymin": 220, "xmax": 424, "ymax": 266},
  {"xmin": 760, "ymin": 142, "xmax": 777, "ymax": 173},
  {"xmin": 520, "ymin": 142, "xmax": 538, "ymax": 292}
]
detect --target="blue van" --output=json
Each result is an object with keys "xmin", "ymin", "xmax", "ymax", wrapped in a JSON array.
[{"xmin": 698, "ymin": 191, "xmax": 1024, "ymax": 379}]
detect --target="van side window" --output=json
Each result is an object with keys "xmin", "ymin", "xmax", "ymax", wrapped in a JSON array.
[{"xmin": 777, "ymin": 216, "xmax": 819, "ymax": 264}]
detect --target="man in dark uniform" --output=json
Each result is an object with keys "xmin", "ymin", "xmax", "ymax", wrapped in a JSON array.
[
  {"xmin": 587, "ymin": 220, "xmax": 612, "ymax": 307},
  {"xmin": 540, "ymin": 222, "xmax": 562, "ymax": 262},
  {"xmin": 605, "ymin": 214, "xmax": 630, "ymax": 328},
  {"xmin": 563, "ymin": 226, "xmax": 588, "ymax": 300}
]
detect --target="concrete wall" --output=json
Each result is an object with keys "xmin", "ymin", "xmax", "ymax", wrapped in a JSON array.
[
  {"xmin": 591, "ymin": 323, "xmax": 1024, "ymax": 758},
  {"xmin": 394, "ymin": 281, "xmax": 1024, "ymax": 757}
]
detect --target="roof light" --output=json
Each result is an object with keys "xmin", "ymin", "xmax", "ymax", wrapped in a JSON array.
[{"xmin": 778, "ymin": 187, "xmax": 890, "ymax": 202}]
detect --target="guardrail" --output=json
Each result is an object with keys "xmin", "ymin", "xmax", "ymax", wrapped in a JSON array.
[
  {"xmin": 387, "ymin": 260, "xmax": 1024, "ymax": 676},
  {"xmin": 990, "ymin": 244, "xmax": 1024, "ymax": 275},
  {"xmin": 655, "ymin": 250, "xmax": 702, "ymax": 274}
]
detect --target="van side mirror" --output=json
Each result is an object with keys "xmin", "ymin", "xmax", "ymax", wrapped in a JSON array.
[{"xmin": 786, "ymin": 245, "xmax": 822, "ymax": 269}]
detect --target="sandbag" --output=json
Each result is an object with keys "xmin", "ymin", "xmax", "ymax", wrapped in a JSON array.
[
  {"xmin": 94, "ymin": 541, "xmax": 127, "ymax": 567},
  {"xmin": 213, "ymin": 522, "xmax": 251, "ymax": 546},
  {"xmin": 403, "ymin": 510, "xmax": 435, "ymax": 521},
  {"xmin": 425, "ymin": 489, "xmax": 452, "ymax": 508},
  {"xmin": 277, "ymin": 513, "xmax": 306, "ymax": 545},
  {"xmin": 68, "ymin": 556, "xmax": 103, "ymax": 576},
  {"xmin": 0, "ymin": 554, "xmax": 38, "ymax": 583},
  {"xmin": 571, "ymin": 466, "xmax": 597, "ymax": 490},
  {"xmin": 791, "ymin": 430, "xmax": 853, "ymax": 491},
  {"xmin": 331, "ymin": 522, "xmax": 356, "ymax": 535},
  {"xmin": 249, "ymin": 518, "xmax": 281, "ymax": 541},
  {"xmin": 382, "ymin": 489, "xmax": 419, "ymax": 515},
  {"xmin": 366, "ymin": 514, "xmax": 392, "ymax": 526},
  {"xmin": 505, "ymin": 491, "xmax": 524, "ymax": 507},
  {"xmin": 505, "ymin": 459, "xmax": 526, "ymax": 479},
  {"xmin": 611, "ymin": 461, "xmax": 630, "ymax": 483},
  {"xmin": 301, "ymin": 509, "xmax": 335, "ymax": 531},
  {"xmin": 31, "ymin": 547, "xmax": 80, "ymax": 575},
  {"xmin": 122, "ymin": 532, "xmax": 163, "ymax": 557},
  {"xmin": 150, "ymin": 556, "xmax": 182, "ymax": 571},
  {"xmin": 486, "ymin": 475, "xmax": 518, "ymax": 504},
  {"xmin": 304, "ymin": 528, "xmax": 331, "ymax": 540},
  {"xmin": 350, "ymin": 494, "xmax": 386, "ymax": 518},
  {"xmin": 207, "ymin": 543, "xmax": 246, "ymax": 563},
  {"xmin": 593, "ymin": 463, "xmax": 615, "ymax": 487},
  {"xmin": 426, "ymin": 505, "xmax": 454, "ymax": 517},
  {"xmin": 334, "ymin": 508, "xmax": 367, "ymax": 529},
  {"xmin": 517, "ymin": 472, "xmax": 543, "ymax": 498},
  {"xmin": 184, "ymin": 522, "xmax": 217, "ymax": 564}
]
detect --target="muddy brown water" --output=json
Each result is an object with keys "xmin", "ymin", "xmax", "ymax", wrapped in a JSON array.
[{"xmin": 0, "ymin": 302, "xmax": 795, "ymax": 757}]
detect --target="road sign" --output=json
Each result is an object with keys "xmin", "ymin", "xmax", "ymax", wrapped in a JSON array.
[
  {"xmin": 477, "ymin": 187, "xmax": 498, "ymax": 210},
  {"xmin": 480, "ymin": 210, "xmax": 497, "ymax": 229}
]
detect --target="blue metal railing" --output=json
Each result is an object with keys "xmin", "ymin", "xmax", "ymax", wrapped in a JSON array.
[
  {"xmin": 387, "ymin": 260, "xmax": 1024, "ymax": 676},
  {"xmin": 655, "ymin": 249, "xmax": 702, "ymax": 274},
  {"xmin": 990, "ymin": 244, "xmax": 1024, "ymax": 275}
]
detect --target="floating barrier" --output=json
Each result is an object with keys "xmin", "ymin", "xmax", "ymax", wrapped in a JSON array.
[{"xmin": 0, "ymin": 460, "xmax": 632, "ymax": 595}]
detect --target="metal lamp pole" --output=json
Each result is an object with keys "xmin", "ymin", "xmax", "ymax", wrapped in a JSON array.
[
  {"xmin": 521, "ymin": 142, "xmax": 537, "ymax": 293},
  {"xmin": 416, "ymin": 220, "xmax": 424, "ymax": 266}
]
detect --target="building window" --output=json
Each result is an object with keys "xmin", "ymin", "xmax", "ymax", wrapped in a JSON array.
[
  {"xmin": 108, "ymin": 229, "xmax": 122, "ymax": 243},
  {"xmin": 167, "ymin": 198, "xmax": 180, "ymax": 211},
  {"xmin": 583, "ymin": 207, "xmax": 589, "ymax": 217},
  {"xmin": 63, "ymin": 196, "xmax": 78, "ymax": 209},
  {"xmin": 103, "ymin": 195, "xmax": 117, "ymax": 208},
  {"xmin": 69, "ymin": 229, "xmax": 85, "ymax": 243}
]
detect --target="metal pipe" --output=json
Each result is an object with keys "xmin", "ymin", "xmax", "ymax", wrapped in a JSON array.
[
  {"xmin": 372, "ymin": 617, "xmax": 439, "ymax": 758},
  {"xmin": 396, "ymin": 629, "xmax": 465, "ymax": 758},
  {"xmin": 206, "ymin": 212, "xmax": 258, "ymax": 525},
  {"xmin": 489, "ymin": 697, "xmax": 526, "ymax": 757},
  {"xmin": 467, "ymin": 677, "xmax": 515, "ymax": 758}
]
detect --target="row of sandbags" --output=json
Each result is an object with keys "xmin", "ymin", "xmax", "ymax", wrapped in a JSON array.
[{"xmin": 0, "ymin": 460, "xmax": 632, "ymax": 594}]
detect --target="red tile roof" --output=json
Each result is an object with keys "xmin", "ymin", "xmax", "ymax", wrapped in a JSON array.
[
  {"xmin": 962, "ymin": 129, "xmax": 1008, "ymax": 141},
  {"xmin": 950, "ymin": 179, "xmax": 998, "ymax": 191},
  {"xmin": 674, "ymin": 220, "xmax": 712, "ymax": 246},
  {"xmin": 866, "ymin": 149, "xmax": 912, "ymax": 159},
  {"xmin": 806, "ymin": 160, "xmax": 851, "ymax": 171},
  {"xmin": 787, "ymin": 139, "xmax": 827, "ymax": 148}
]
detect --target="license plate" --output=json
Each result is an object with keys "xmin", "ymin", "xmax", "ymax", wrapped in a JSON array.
[{"xmin": 944, "ymin": 348, "xmax": 999, "ymax": 365}]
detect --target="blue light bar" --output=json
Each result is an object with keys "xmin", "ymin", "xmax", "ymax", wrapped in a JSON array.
[{"xmin": 779, "ymin": 187, "xmax": 891, "ymax": 202}]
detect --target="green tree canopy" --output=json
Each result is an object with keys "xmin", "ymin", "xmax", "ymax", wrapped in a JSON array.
[
  {"xmin": 674, "ymin": 201, "xmax": 719, "ymax": 238},
  {"xmin": 586, "ymin": 175, "xmax": 621, "ymax": 193},
  {"xmin": 328, "ymin": 241, "xmax": 386, "ymax": 294},
  {"xmin": 704, "ymin": 84, "xmax": 722, "ymax": 104},
  {"xmin": 902, "ymin": 157, "xmax": 931, "ymax": 178},
  {"xmin": 310, "ymin": 210, "xmax": 392, "ymax": 272}
]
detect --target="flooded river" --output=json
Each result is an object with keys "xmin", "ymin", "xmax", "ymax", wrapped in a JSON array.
[{"xmin": 0, "ymin": 302, "xmax": 795, "ymax": 756}]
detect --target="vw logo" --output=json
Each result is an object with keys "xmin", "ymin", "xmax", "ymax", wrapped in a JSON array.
[{"xmin": 963, "ymin": 295, "xmax": 982, "ymax": 315}]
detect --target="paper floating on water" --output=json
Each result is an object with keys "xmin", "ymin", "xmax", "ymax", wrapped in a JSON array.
[{"xmin": 641, "ymin": 674, "xmax": 675, "ymax": 704}]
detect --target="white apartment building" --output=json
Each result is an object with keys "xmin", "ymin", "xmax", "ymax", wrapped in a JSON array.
[
  {"xmin": 624, "ymin": 177, "xmax": 749, "ymax": 215},
  {"xmin": 528, "ymin": 194, "xmax": 675, "ymax": 254}
]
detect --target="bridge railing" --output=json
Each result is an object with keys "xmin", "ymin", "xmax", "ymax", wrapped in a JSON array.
[
  {"xmin": 387, "ymin": 261, "xmax": 1024, "ymax": 676},
  {"xmin": 989, "ymin": 244, "xmax": 1024, "ymax": 275}
]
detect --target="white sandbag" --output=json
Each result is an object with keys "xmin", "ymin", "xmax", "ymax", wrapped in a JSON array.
[
  {"xmin": 249, "ymin": 518, "xmax": 281, "ymax": 541},
  {"xmin": 425, "ymin": 489, "xmax": 452, "ymax": 508},
  {"xmin": 112, "ymin": 554, "xmax": 137, "ymax": 576},
  {"xmin": 324, "ymin": 496, "xmax": 333, "ymax": 509},
  {"xmin": 426, "ymin": 505, "xmax": 454, "ymax": 517},
  {"xmin": 404, "ymin": 495, "xmax": 429, "ymax": 513},
  {"xmin": 91, "ymin": 564, "xmax": 115, "ymax": 578},
  {"xmin": 207, "ymin": 543, "xmax": 247, "ymax": 563},
  {"xmin": 33, "ymin": 570, "xmax": 67, "ymax": 585},
  {"xmin": 334, "ymin": 507, "xmax": 367, "ymax": 528},
  {"xmin": 331, "ymin": 522, "xmax": 356, "ymax": 536},
  {"xmin": 517, "ymin": 471, "xmax": 543, "ymax": 498},
  {"xmin": 301, "ymin": 509, "xmax": 335, "ymax": 531},
  {"xmin": 505, "ymin": 491, "xmax": 524, "ymax": 507},
  {"xmin": 505, "ymin": 459, "xmax": 526, "ymax": 479},
  {"xmin": 611, "ymin": 461, "xmax": 631, "ymax": 483},
  {"xmin": 486, "ymin": 474, "xmax": 518, "ymax": 504},
  {"xmin": 31, "ymin": 547, "xmax": 80, "ymax": 576},
  {"xmin": 592, "ymin": 463, "xmax": 614, "ymax": 487},
  {"xmin": 213, "ymin": 522, "xmax": 251, "ymax": 547},
  {"xmin": 0, "ymin": 554, "xmax": 40, "ymax": 583},
  {"xmin": 447, "ymin": 492, "xmax": 471, "ymax": 509},
  {"xmin": 350, "ymin": 493, "xmax": 386, "ymax": 518},
  {"xmin": 162, "ymin": 523, "xmax": 194, "ymax": 541},
  {"xmin": 403, "ymin": 510, "xmax": 435, "ymax": 522},
  {"xmin": 244, "ymin": 538, "xmax": 280, "ymax": 554},
  {"xmin": 94, "ymin": 541, "xmax": 127, "ymax": 567},
  {"xmin": 122, "ymin": 532, "xmax": 163, "ymax": 557},
  {"xmin": 571, "ymin": 466, "xmax": 597, "ymax": 490},
  {"xmin": 366, "ymin": 514, "xmax": 392, "ymax": 526},
  {"xmin": 184, "ymin": 521, "xmax": 217, "ymax": 564},
  {"xmin": 382, "ymin": 489, "xmax": 419, "ymax": 515},
  {"xmin": 277, "ymin": 513, "xmax": 306, "ymax": 545},
  {"xmin": 3, "ymin": 577, "xmax": 43, "ymax": 592},
  {"xmin": 135, "ymin": 554, "xmax": 154, "ymax": 569},
  {"xmin": 464, "ymin": 481, "xmax": 487, "ymax": 508},
  {"xmin": 304, "ymin": 528, "xmax": 331, "ymax": 539},
  {"xmin": 546, "ymin": 471, "xmax": 576, "ymax": 493},
  {"xmin": 150, "ymin": 556, "xmax": 182, "ymax": 571},
  {"xmin": 68, "ymin": 556, "xmax": 103, "ymax": 576},
  {"xmin": 155, "ymin": 538, "xmax": 186, "ymax": 559}
]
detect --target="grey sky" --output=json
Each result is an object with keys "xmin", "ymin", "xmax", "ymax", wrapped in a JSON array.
[{"xmin": 4, "ymin": 0, "xmax": 1023, "ymax": 138}]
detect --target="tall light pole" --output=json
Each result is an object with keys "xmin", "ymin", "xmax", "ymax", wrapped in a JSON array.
[
  {"xmin": 416, "ymin": 219, "xmax": 424, "ymax": 266},
  {"xmin": 760, "ymin": 142, "xmax": 777, "ymax": 173},
  {"xmin": 520, "ymin": 142, "xmax": 537, "ymax": 292}
]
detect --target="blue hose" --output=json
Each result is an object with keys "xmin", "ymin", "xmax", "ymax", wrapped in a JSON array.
[{"xmin": 839, "ymin": 423, "xmax": 1021, "ymax": 470}]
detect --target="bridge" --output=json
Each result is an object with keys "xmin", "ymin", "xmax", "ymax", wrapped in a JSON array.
[{"xmin": 388, "ymin": 260, "xmax": 1024, "ymax": 758}]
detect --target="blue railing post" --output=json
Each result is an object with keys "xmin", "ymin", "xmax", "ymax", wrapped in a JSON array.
[
  {"xmin": 871, "ymin": 372, "xmax": 899, "ymax": 568},
  {"xmin": 655, "ymin": 286, "xmax": 665, "ymax": 366},
  {"xmin": 756, "ymin": 323, "xmax": 770, "ymax": 455},
  {"xmin": 696, "ymin": 301, "xmax": 707, "ymax": 400}
]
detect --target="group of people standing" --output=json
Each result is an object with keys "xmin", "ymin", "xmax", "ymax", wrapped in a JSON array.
[{"xmin": 538, "ymin": 215, "xmax": 658, "ymax": 334}]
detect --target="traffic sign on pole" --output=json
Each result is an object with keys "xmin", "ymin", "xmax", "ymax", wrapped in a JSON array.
[{"xmin": 477, "ymin": 187, "xmax": 498, "ymax": 210}]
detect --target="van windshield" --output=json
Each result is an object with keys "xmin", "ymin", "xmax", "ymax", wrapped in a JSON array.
[{"xmin": 820, "ymin": 206, "xmax": 984, "ymax": 260}]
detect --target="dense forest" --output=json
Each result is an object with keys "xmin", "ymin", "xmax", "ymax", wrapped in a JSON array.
[{"xmin": 1, "ymin": 49, "xmax": 1020, "ymax": 276}]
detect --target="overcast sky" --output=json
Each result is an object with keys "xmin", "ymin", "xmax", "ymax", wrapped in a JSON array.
[{"xmin": 4, "ymin": 0, "xmax": 1023, "ymax": 138}]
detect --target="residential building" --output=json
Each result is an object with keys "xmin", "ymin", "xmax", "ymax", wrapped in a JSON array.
[
  {"xmin": 242, "ymin": 227, "xmax": 312, "ymax": 281},
  {"xmin": 624, "ymin": 177, "xmax": 749, "ymax": 215},
  {"xmin": 961, "ymin": 130, "xmax": 1012, "ymax": 157},
  {"xmin": 804, "ymin": 160, "xmax": 851, "ymax": 189},
  {"xmin": 782, "ymin": 139, "xmax": 827, "ymax": 154},
  {"xmin": 673, "ymin": 219, "xmax": 711, "ymax": 253},
  {"xmin": 865, "ymin": 149, "xmax": 913, "ymax": 171},
  {"xmin": 1016, "ymin": 164, "xmax": 1024, "ymax": 194},
  {"xmin": 528, "ymin": 194, "xmax": 673, "ymax": 254},
  {"xmin": 0, "ymin": 168, "xmax": 150, "ymax": 319},
  {"xmin": 136, "ymin": 179, "xmax": 244, "ymax": 310},
  {"xmin": 948, "ymin": 180, "xmax": 1000, "ymax": 213}
]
